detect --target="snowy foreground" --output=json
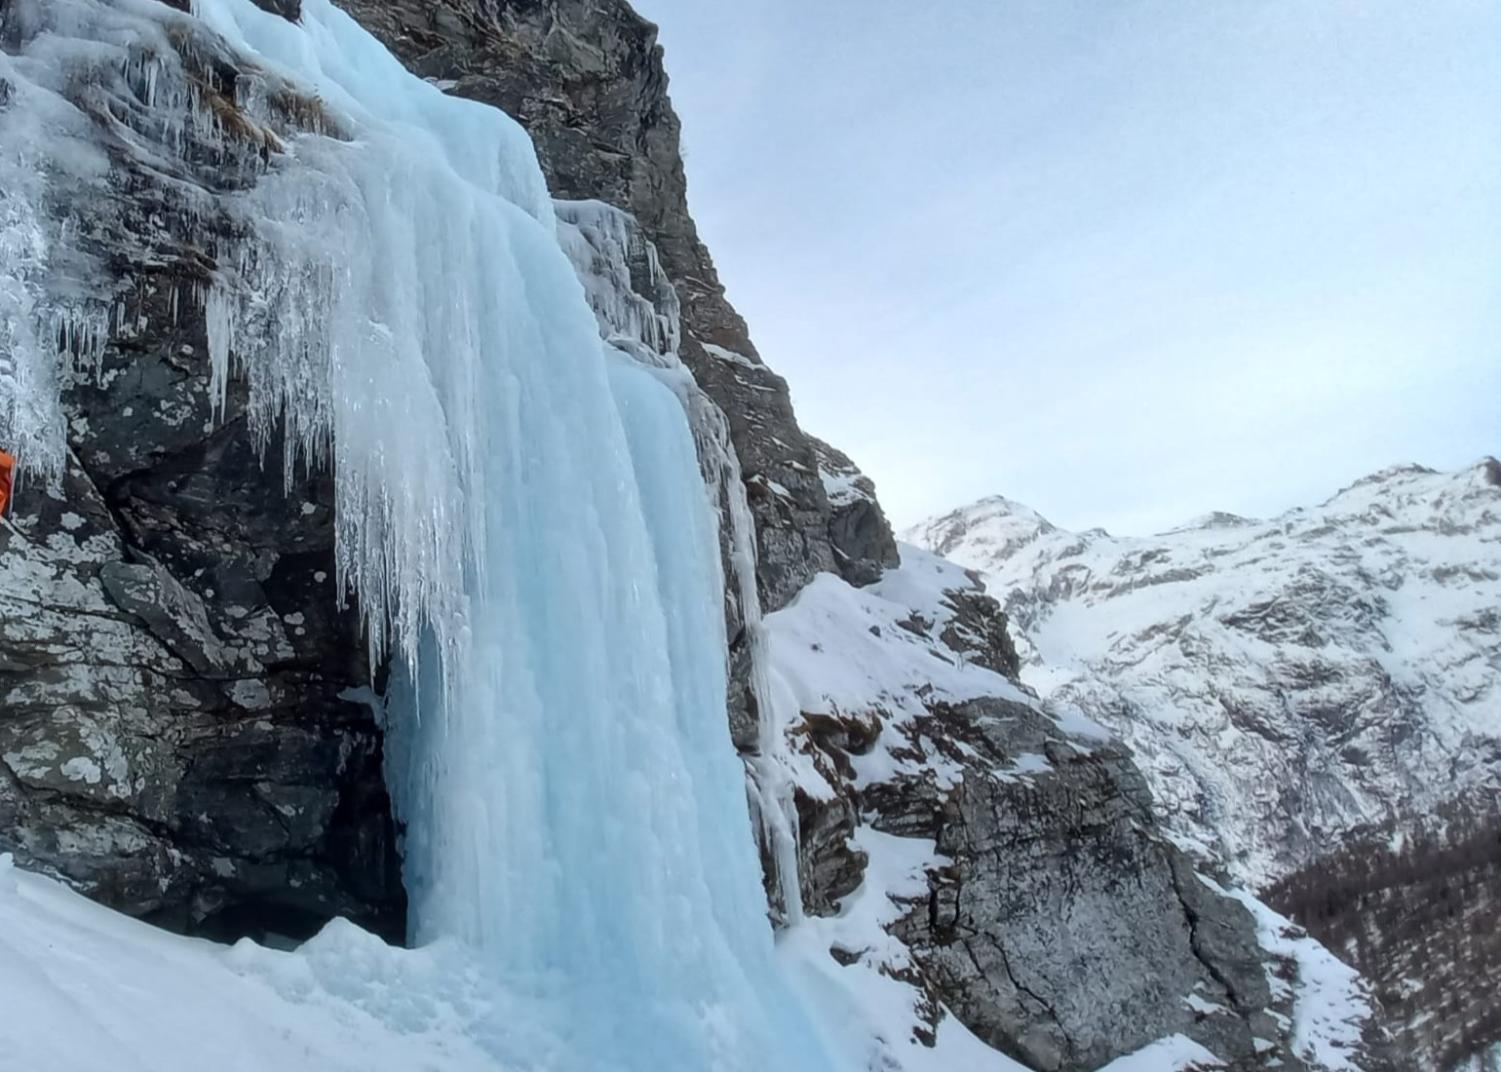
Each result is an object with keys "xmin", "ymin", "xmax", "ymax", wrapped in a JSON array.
[{"xmin": 0, "ymin": 849, "xmax": 1232, "ymax": 1072}]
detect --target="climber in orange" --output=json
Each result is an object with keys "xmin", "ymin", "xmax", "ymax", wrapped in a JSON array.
[{"xmin": 0, "ymin": 450, "xmax": 15, "ymax": 519}]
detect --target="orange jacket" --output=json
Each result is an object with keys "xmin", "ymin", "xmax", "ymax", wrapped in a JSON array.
[{"xmin": 0, "ymin": 450, "xmax": 14, "ymax": 518}]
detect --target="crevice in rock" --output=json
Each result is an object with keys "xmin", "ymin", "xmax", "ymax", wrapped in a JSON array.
[
  {"xmin": 1169, "ymin": 858, "xmax": 1248, "ymax": 1018},
  {"xmin": 977, "ymin": 935, "xmax": 1074, "ymax": 1069}
]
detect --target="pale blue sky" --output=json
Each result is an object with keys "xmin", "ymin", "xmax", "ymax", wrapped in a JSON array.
[{"xmin": 634, "ymin": 0, "xmax": 1501, "ymax": 534}]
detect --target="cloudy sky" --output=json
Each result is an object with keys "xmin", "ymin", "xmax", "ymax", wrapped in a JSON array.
[{"xmin": 634, "ymin": 0, "xmax": 1500, "ymax": 535}]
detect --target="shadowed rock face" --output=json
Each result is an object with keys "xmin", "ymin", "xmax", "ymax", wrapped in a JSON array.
[{"xmin": 0, "ymin": 288, "xmax": 405, "ymax": 945}]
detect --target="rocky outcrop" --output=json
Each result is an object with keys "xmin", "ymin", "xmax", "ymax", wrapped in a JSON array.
[
  {"xmin": 809, "ymin": 436, "xmax": 902, "ymax": 588},
  {"xmin": 765, "ymin": 549, "xmax": 1391, "ymax": 1070},
  {"xmin": 880, "ymin": 698, "xmax": 1287, "ymax": 1070}
]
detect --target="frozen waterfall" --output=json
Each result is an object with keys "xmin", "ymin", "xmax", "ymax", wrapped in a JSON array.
[{"xmin": 0, "ymin": 0, "xmax": 835, "ymax": 1069}]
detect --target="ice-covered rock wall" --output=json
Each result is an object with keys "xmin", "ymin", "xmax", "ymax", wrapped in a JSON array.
[{"xmin": 2, "ymin": 1, "xmax": 834, "ymax": 1069}]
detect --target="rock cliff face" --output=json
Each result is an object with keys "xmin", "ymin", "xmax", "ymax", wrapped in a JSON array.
[{"xmin": 0, "ymin": 2, "xmax": 1391, "ymax": 1070}]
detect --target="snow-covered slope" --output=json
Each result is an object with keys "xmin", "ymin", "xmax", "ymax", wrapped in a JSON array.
[
  {"xmin": 764, "ymin": 547, "xmax": 1388, "ymax": 1072},
  {"xmin": 907, "ymin": 459, "xmax": 1501, "ymax": 890}
]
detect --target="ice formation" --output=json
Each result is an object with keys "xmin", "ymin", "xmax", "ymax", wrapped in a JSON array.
[
  {"xmin": 0, "ymin": 1, "xmax": 834, "ymax": 1069},
  {"xmin": 555, "ymin": 198, "xmax": 809, "ymax": 925}
]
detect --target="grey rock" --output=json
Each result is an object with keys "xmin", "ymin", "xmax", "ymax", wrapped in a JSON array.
[
  {"xmin": 790, "ymin": 567, "xmax": 1391, "ymax": 1070},
  {"xmin": 936, "ymin": 584, "xmax": 1023, "ymax": 681},
  {"xmin": 879, "ymin": 699, "xmax": 1284, "ymax": 1071},
  {"xmin": 809, "ymin": 436, "xmax": 901, "ymax": 588},
  {"xmin": 99, "ymin": 560, "xmax": 232, "ymax": 675}
]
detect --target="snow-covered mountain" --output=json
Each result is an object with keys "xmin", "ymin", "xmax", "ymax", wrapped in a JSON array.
[
  {"xmin": 909, "ymin": 460, "xmax": 1501, "ymax": 890},
  {"xmin": 908, "ymin": 460, "xmax": 1501, "ymax": 1068}
]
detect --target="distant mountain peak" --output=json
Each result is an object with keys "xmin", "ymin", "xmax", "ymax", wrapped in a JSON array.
[{"xmin": 911, "ymin": 459, "xmax": 1501, "ymax": 885}]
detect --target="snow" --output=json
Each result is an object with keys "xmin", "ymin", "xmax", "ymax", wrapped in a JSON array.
[
  {"xmin": 701, "ymin": 341, "xmax": 760, "ymax": 369},
  {"xmin": 1205, "ymin": 876, "xmax": 1379, "ymax": 1072},
  {"xmin": 1183, "ymin": 993, "xmax": 1227, "ymax": 1016},
  {"xmin": 813, "ymin": 449, "xmax": 877, "ymax": 510},
  {"xmin": 819, "ymin": 466, "xmax": 864, "ymax": 506},
  {"xmin": 764, "ymin": 543, "xmax": 1097, "ymax": 799},
  {"xmin": 768, "ymin": 547, "xmax": 1031, "ymax": 723},
  {"xmin": 1454, "ymin": 1042, "xmax": 1501, "ymax": 1072},
  {"xmin": 1, "ymin": 847, "xmax": 1030, "ymax": 1072},
  {"xmin": 1092, "ymin": 1034, "xmax": 1223, "ymax": 1070},
  {"xmin": 777, "ymin": 831, "xmax": 1030, "ymax": 1072},
  {"xmin": 0, "ymin": 853, "xmax": 503, "ymax": 1072}
]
